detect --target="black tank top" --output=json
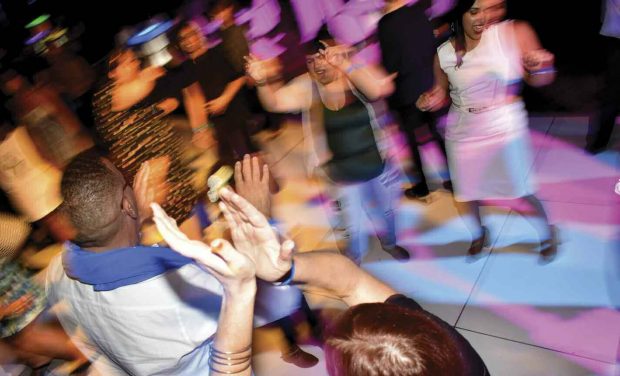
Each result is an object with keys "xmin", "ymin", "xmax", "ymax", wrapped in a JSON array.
[{"xmin": 322, "ymin": 94, "xmax": 384, "ymax": 183}]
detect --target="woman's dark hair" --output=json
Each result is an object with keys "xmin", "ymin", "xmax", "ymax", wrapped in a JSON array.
[
  {"xmin": 305, "ymin": 24, "xmax": 335, "ymax": 56},
  {"xmin": 324, "ymin": 303, "xmax": 465, "ymax": 376},
  {"xmin": 446, "ymin": 0, "xmax": 476, "ymax": 68}
]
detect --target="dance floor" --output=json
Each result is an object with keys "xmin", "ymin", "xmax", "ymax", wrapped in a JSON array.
[
  {"xmin": 2, "ymin": 115, "xmax": 617, "ymax": 376},
  {"xmin": 250, "ymin": 114, "xmax": 620, "ymax": 376}
]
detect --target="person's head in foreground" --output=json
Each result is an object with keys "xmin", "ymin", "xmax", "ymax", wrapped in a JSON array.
[{"xmin": 324, "ymin": 302, "xmax": 470, "ymax": 376}]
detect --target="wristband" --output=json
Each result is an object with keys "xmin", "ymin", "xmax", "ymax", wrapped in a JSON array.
[
  {"xmin": 527, "ymin": 67, "xmax": 556, "ymax": 76},
  {"xmin": 192, "ymin": 123, "xmax": 212, "ymax": 134},
  {"xmin": 273, "ymin": 260, "xmax": 295, "ymax": 286},
  {"xmin": 344, "ymin": 63, "xmax": 364, "ymax": 75}
]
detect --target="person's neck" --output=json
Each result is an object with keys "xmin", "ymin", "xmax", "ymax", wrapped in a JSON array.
[
  {"xmin": 465, "ymin": 35, "xmax": 481, "ymax": 52},
  {"xmin": 82, "ymin": 229, "xmax": 139, "ymax": 253},
  {"xmin": 384, "ymin": 0, "xmax": 408, "ymax": 14}
]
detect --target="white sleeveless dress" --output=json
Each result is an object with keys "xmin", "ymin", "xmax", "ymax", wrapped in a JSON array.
[{"xmin": 438, "ymin": 21, "xmax": 536, "ymax": 201}]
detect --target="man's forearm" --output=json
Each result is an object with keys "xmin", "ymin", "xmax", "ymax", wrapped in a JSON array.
[
  {"xmin": 210, "ymin": 282, "xmax": 256, "ymax": 376},
  {"xmin": 292, "ymin": 251, "xmax": 396, "ymax": 306}
]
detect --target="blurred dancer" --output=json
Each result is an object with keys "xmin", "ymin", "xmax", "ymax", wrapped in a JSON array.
[
  {"xmin": 378, "ymin": 0, "xmax": 452, "ymax": 201},
  {"xmin": 417, "ymin": 0, "xmax": 558, "ymax": 261},
  {"xmin": 246, "ymin": 30, "xmax": 410, "ymax": 264},
  {"xmin": 586, "ymin": 0, "xmax": 620, "ymax": 153},
  {"xmin": 177, "ymin": 21, "xmax": 258, "ymax": 167},
  {"xmin": 1, "ymin": 69, "xmax": 91, "ymax": 169},
  {"xmin": 0, "ymin": 121, "xmax": 74, "ymax": 241},
  {"xmin": 1, "ymin": 213, "xmax": 85, "ymax": 372},
  {"xmin": 93, "ymin": 49, "xmax": 202, "ymax": 238}
]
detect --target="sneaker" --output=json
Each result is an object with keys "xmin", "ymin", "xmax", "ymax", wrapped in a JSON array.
[
  {"xmin": 383, "ymin": 245, "xmax": 410, "ymax": 261},
  {"xmin": 281, "ymin": 345, "xmax": 319, "ymax": 368}
]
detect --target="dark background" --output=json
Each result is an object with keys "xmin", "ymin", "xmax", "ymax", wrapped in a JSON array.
[{"xmin": 0, "ymin": 0, "xmax": 608, "ymax": 111}]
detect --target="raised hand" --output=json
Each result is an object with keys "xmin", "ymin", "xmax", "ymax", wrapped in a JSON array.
[
  {"xmin": 244, "ymin": 53, "xmax": 268, "ymax": 84},
  {"xmin": 523, "ymin": 49, "xmax": 554, "ymax": 72},
  {"xmin": 151, "ymin": 203, "xmax": 256, "ymax": 292},
  {"xmin": 234, "ymin": 155, "xmax": 271, "ymax": 217},
  {"xmin": 321, "ymin": 43, "xmax": 354, "ymax": 70},
  {"xmin": 218, "ymin": 187, "xmax": 294, "ymax": 282},
  {"xmin": 133, "ymin": 158, "xmax": 170, "ymax": 224}
]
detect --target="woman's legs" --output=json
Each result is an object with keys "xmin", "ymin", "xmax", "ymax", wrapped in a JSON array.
[
  {"xmin": 511, "ymin": 194, "xmax": 557, "ymax": 260},
  {"xmin": 454, "ymin": 199, "xmax": 488, "ymax": 255}
]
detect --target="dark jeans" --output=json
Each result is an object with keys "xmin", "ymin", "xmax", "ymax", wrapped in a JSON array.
[
  {"xmin": 588, "ymin": 36, "xmax": 620, "ymax": 150},
  {"xmin": 395, "ymin": 104, "xmax": 450, "ymax": 194}
]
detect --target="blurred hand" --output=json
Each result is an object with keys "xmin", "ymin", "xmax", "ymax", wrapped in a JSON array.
[
  {"xmin": 244, "ymin": 54, "xmax": 268, "ymax": 84},
  {"xmin": 206, "ymin": 96, "xmax": 230, "ymax": 116},
  {"xmin": 192, "ymin": 129, "xmax": 216, "ymax": 150},
  {"xmin": 134, "ymin": 157, "xmax": 170, "ymax": 223},
  {"xmin": 156, "ymin": 98, "xmax": 179, "ymax": 115},
  {"xmin": 151, "ymin": 203, "xmax": 256, "ymax": 292},
  {"xmin": 523, "ymin": 49, "xmax": 554, "ymax": 72},
  {"xmin": 321, "ymin": 43, "xmax": 354, "ymax": 70},
  {"xmin": 244, "ymin": 54, "xmax": 281, "ymax": 85},
  {"xmin": 218, "ymin": 187, "xmax": 294, "ymax": 282},
  {"xmin": 234, "ymin": 155, "xmax": 271, "ymax": 217},
  {"xmin": 416, "ymin": 85, "xmax": 447, "ymax": 112},
  {"xmin": 0, "ymin": 294, "xmax": 34, "ymax": 319}
]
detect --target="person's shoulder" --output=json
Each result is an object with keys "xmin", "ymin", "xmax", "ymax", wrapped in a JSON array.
[
  {"xmin": 45, "ymin": 252, "xmax": 66, "ymax": 296},
  {"xmin": 437, "ymin": 38, "xmax": 455, "ymax": 59}
]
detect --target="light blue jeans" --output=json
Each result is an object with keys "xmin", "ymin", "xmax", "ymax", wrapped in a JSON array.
[{"xmin": 322, "ymin": 161, "xmax": 401, "ymax": 264}]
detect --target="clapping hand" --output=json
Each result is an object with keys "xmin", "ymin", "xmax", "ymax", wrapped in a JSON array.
[
  {"xmin": 218, "ymin": 187, "xmax": 294, "ymax": 282},
  {"xmin": 134, "ymin": 158, "xmax": 170, "ymax": 224},
  {"xmin": 234, "ymin": 155, "xmax": 271, "ymax": 217},
  {"xmin": 151, "ymin": 203, "xmax": 256, "ymax": 292}
]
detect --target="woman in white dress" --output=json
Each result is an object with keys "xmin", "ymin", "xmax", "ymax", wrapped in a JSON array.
[{"xmin": 417, "ymin": 0, "xmax": 558, "ymax": 261}]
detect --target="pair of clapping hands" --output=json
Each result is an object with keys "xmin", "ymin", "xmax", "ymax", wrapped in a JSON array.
[{"xmin": 151, "ymin": 155, "xmax": 293, "ymax": 292}]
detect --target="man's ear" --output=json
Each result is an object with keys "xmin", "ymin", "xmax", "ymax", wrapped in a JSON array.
[{"xmin": 121, "ymin": 194, "xmax": 138, "ymax": 220}]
